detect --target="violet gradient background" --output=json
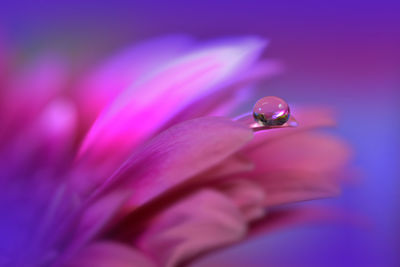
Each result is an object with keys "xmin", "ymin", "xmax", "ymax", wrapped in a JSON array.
[{"xmin": 1, "ymin": 1, "xmax": 399, "ymax": 266}]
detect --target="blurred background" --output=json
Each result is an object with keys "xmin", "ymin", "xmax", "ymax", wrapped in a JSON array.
[{"xmin": 1, "ymin": 0, "xmax": 399, "ymax": 266}]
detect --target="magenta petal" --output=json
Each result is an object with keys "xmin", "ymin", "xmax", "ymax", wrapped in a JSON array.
[
  {"xmin": 95, "ymin": 117, "xmax": 253, "ymax": 207},
  {"xmin": 217, "ymin": 179, "xmax": 266, "ymax": 222},
  {"xmin": 244, "ymin": 132, "xmax": 351, "ymax": 206},
  {"xmin": 77, "ymin": 38, "xmax": 265, "ymax": 176},
  {"xmin": 200, "ymin": 155, "xmax": 254, "ymax": 180},
  {"xmin": 135, "ymin": 189, "xmax": 246, "ymax": 267},
  {"xmin": 160, "ymin": 59, "xmax": 281, "ymax": 129},
  {"xmin": 64, "ymin": 190, "xmax": 132, "ymax": 260},
  {"xmin": 66, "ymin": 242, "xmax": 156, "ymax": 267},
  {"xmin": 77, "ymin": 35, "xmax": 194, "ymax": 125},
  {"xmin": 254, "ymin": 171, "xmax": 341, "ymax": 207},
  {"xmin": 247, "ymin": 132, "xmax": 352, "ymax": 175}
]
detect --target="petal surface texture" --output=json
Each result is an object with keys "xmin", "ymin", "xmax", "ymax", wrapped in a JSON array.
[
  {"xmin": 78, "ymin": 38, "xmax": 265, "ymax": 177},
  {"xmin": 99, "ymin": 117, "xmax": 253, "ymax": 207},
  {"xmin": 135, "ymin": 189, "xmax": 246, "ymax": 267}
]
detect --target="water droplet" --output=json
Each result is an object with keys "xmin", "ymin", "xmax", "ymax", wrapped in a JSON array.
[{"xmin": 253, "ymin": 96, "xmax": 290, "ymax": 126}]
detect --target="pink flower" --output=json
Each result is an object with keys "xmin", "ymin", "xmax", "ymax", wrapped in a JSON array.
[{"xmin": 0, "ymin": 36, "xmax": 351, "ymax": 266}]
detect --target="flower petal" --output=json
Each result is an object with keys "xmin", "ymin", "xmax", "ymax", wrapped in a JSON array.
[
  {"xmin": 78, "ymin": 38, "xmax": 265, "ymax": 176},
  {"xmin": 247, "ymin": 132, "xmax": 352, "ymax": 175},
  {"xmin": 254, "ymin": 171, "xmax": 341, "ymax": 206},
  {"xmin": 66, "ymin": 242, "xmax": 156, "ymax": 267},
  {"xmin": 64, "ymin": 190, "xmax": 132, "ymax": 259},
  {"xmin": 134, "ymin": 189, "xmax": 246, "ymax": 267},
  {"xmin": 200, "ymin": 155, "xmax": 254, "ymax": 180},
  {"xmin": 244, "ymin": 132, "xmax": 352, "ymax": 206},
  {"xmin": 76, "ymin": 35, "xmax": 194, "ymax": 125},
  {"xmin": 92, "ymin": 117, "xmax": 253, "ymax": 207},
  {"xmin": 216, "ymin": 179, "xmax": 266, "ymax": 222},
  {"xmin": 159, "ymin": 59, "xmax": 281, "ymax": 130}
]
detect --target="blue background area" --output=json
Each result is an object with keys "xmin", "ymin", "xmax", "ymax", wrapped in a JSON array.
[{"xmin": 1, "ymin": 0, "xmax": 399, "ymax": 266}]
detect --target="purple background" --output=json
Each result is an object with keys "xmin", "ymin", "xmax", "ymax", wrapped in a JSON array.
[{"xmin": 2, "ymin": 1, "xmax": 399, "ymax": 266}]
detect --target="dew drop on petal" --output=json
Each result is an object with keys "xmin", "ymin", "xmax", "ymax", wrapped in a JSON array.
[{"xmin": 253, "ymin": 96, "xmax": 290, "ymax": 126}]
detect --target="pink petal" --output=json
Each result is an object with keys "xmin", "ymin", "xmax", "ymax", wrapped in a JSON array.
[
  {"xmin": 65, "ymin": 242, "xmax": 156, "ymax": 267},
  {"xmin": 216, "ymin": 179, "xmax": 266, "ymax": 222},
  {"xmin": 160, "ymin": 59, "xmax": 281, "ymax": 129},
  {"xmin": 92, "ymin": 117, "xmax": 253, "ymax": 207},
  {"xmin": 253, "ymin": 171, "xmax": 341, "ymax": 206},
  {"xmin": 134, "ymin": 189, "xmax": 246, "ymax": 267},
  {"xmin": 246, "ymin": 132, "xmax": 352, "ymax": 175},
  {"xmin": 199, "ymin": 155, "xmax": 254, "ymax": 181},
  {"xmin": 244, "ymin": 132, "xmax": 352, "ymax": 206},
  {"xmin": 64, "ymin": 190, "xmax": 132, "ymax": 259},
  {"xmin": 76, "ymin": 35, "xmax": 194, "ymax": 125},
  {"xmin": 77, "ymin": 38, "xmax": 265, "ymax": 177}
]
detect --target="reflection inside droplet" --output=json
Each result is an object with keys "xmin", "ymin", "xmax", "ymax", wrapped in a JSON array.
[{"xmin": 253, "ymin": 96, "xmax": 290, "ymax": 126}]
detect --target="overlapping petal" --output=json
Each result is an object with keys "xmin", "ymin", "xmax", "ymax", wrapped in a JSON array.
[
  {"xmin": 77, "ymin": 38, "xmax": 266, "ymax": 178},
  {"xmin": 216, "ymin": 179, "xmax": 266, "ymax": 222},
  {"xmin": 134, "ymin": 189, "xmax": 246, "ymax": 267},
  {"xmin": 77, "ymin": 36, "xmax": 194, "ymax": 125},
  {"xmin": 245, "ymin": 132, "xmax": 351, "ymax": 206},
  {"xmin": 94, "ymin": 117, "xmax": 253, "ymax": 207}
]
